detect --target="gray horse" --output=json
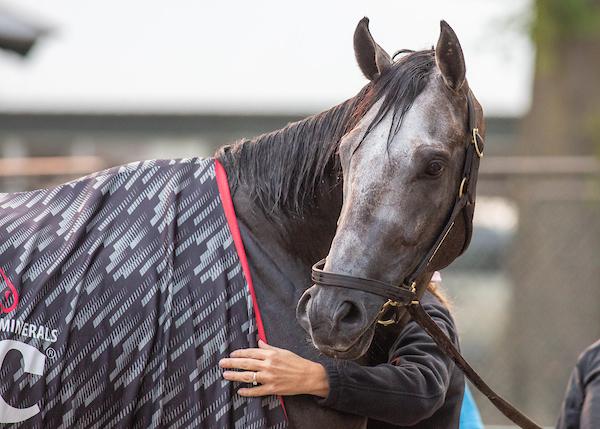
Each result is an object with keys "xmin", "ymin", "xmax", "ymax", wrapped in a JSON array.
[
  {"xmin": 218, "ymin": 18, "xmax": 484, "ymax": 428},
  {"xmin": 0, "ymin": 18, "xmax": 482, "ymax": 429}
]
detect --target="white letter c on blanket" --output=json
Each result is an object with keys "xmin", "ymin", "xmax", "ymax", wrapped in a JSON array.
[{"xmin": 0, "ymin": 340, "xmax": 45, "ymax": 423}]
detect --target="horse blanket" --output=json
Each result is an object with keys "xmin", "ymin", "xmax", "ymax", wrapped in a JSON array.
[{"xmin": 0, "ymin": 158, "xmax": 287, "ymax": 428}]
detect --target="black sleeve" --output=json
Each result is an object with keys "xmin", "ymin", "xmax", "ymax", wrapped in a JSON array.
[
  {"xmin": 557, "ymin": 340, "xmax": 600, "ymax": 429},
  {"xmin": 556, "ymin": 365, "xmax": 584, "ymax": 429},
  {"xmin": 580, "ymin": 344, "xmax": 600, "ymax": 429},
  {"xmin": 581, "ymin": 373, "xmax": 600, "ymax": 429},
  {"xmin": 318, "ymin": 298, "xmax": 459, "ymax": 426}
]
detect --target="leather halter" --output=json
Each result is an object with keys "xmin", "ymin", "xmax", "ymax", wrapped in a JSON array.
[
  {"xmin": 312, "ymin": 91, "xmax": 483, "ymax": 321},
  {"xmin": 310, "ymin": 91, "xmax": 542, "ymax": 429}
]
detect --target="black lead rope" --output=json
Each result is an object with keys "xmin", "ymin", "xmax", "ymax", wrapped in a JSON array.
[
  {"xmin": 311, "ymin": 91, "xmax": 543, "ymax": 429},
  {"xmin": 407, "ymin": 303, "xmax": 542, "ymax": 429}
]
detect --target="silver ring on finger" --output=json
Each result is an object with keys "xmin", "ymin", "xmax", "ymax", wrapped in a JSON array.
[{"xmin": 252, "ymin": 371, "xmax": 258, "ymax": 386}]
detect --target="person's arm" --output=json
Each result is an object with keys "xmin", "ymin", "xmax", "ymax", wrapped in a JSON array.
[
  {"xmin": 557, "ymin": 340, "xmax": 600, "ymax": 429},
  {"xmin": 580, "ymin": 345, "xmax": 600, "ymax": 429},
  {"xmin": 318, "ymin": 299, "xmax": 460, "ymax": 426},
  {"xmin": 580, "ymin": 373, "xmax": 600, "ymax": 429},
  {"xmin": 556, "ymin": 364, "xmax": 584, "ymax": 429},
  {"xmin": 219, "ymin": 298, "xmax": 460, "ymax": 425}
]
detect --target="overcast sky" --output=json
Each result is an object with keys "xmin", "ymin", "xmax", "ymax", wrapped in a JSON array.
[{"xmin": 0, "ymin": 0, "xmax": 533, "ymax": 116}]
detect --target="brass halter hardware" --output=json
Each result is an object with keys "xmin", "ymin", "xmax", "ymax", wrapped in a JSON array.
[
  {"xmin": 458, "ymin": 177, "xmax": 467, "ymax": 198},
  {"xmin": 472, "ymin": 128, "xmax": 484, "ymax": 158},
  {"xmin": 377, "ymin": 299, "xmax": 403, "ymax": 326},
  {"xmin": 375, "ymin": 282, "xmax": 416, "ymax": 325},
  {"xmin": 409, "ymin": 281, "xmax": 416, "ymax": 294}
]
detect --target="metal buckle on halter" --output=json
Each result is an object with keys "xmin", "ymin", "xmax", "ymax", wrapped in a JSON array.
[
  {"xmin": 376, "ymin": 281, "xmax": 416, "ymax": 326},
  {"xmin": 377, "ymin": 299, "xmax": 403, "ymax": 326},
  {"xmin": 458, "ymin": 177, "xmax": 467, "ymax": 198},
  {"xmin": 472, "ymin": 128, "xmax": 483, "ymax": 158}
]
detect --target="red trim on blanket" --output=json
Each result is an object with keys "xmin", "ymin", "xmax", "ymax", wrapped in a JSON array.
[
  {"xmin": 215, "ymin": 160, "xmax": 267, "ymax": 342},
  {"xmin": 215, "ymin": 160, "xmax": 288, "ymax": 419}
]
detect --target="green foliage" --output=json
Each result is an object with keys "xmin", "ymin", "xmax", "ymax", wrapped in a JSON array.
[
  {"xmin": 532, "ymin": 0, "xmax": 600, "ymax": 68},
  {"xmin": 532, "ymin": 0, "xmax": 600, "ymax": 45}
]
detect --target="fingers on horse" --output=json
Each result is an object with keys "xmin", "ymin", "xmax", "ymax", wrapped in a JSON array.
[
  {"xmin": 258, "ymin": 340, "xmax": 277, "ymax": 350},
  {"xmin": 219, "ymin": 357, "xmax": 264, "ymax": 370},
  {"xmin": 237, "ymin": 385, "xmax": 273, "ymax": 397},
  {"xmin": 230, "ymin": 348, "xmax": 271, "ymax": 359},
  {"xmin": 222, "ymin": 371, "xmax": 257, "ymax": 383}
]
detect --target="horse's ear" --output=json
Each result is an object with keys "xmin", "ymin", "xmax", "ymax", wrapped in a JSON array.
[
  {"xmin": 353, "ymin": 17, "xmax": 392, "ymax": 81},
  {"xmin": 435, "ymin": 20, "xmax": 466, "ymax": 91}
]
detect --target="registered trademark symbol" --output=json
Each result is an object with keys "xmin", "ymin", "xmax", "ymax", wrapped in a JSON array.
[{"xmin": 45, "ymin": 347, "xmax": 57, "ymax": 360}]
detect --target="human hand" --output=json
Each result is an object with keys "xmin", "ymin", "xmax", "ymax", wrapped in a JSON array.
[{"xmin": 219, "ymin": 340, "xmax": 329, "ymax": 398}]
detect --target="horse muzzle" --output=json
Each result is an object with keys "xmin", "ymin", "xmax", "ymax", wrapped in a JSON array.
[{"xmin": 296, "ymin": 284, "xmax": 382, "ymax": 359}]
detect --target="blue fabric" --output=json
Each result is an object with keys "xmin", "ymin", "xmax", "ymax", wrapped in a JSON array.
[{"xmin": 460, "ymin": 383, "xmax": 484, "ymax": 429}]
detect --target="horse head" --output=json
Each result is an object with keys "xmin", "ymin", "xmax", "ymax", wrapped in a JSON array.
[{"xmin": 297, "ymin": 18, "xmax": 485, "ymax": 359}]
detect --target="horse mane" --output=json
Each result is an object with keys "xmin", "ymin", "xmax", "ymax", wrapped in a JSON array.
[{"xmin": 215, "ymin": 49, "xmax": 436, "ymax": 217}]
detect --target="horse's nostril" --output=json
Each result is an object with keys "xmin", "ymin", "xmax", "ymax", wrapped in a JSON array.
[
  {"xmin": 333, "ymin": 301, "xmax": 362, "ymax": 327},
  {"xmin": 296, "ymin": 288, "xmax": 314, "ymax": 330},
  {"xmin": 297, "ymin": 289, "xmax": 312, "ymax": 312}
]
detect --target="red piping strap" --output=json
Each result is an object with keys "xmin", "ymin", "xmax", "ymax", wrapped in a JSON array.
[
  {"xmin": 214, "ymin": 160, "xmax": 267, "ymax": 342},
  {"xmin": 214, "ymin": 160, "xmax": 288, "ymax": 419}
]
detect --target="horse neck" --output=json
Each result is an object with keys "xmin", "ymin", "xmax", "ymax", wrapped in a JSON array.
[
  {"xmin": 216, "ymin": 101, "xmax": 358, "ymax": 264},
  {"xmin": 224, "ymin": 186, "xmax": 340, "ymax": 275},
  {"xmin": 221, "ymin": 160, "xmax": 343, "ymax": 267}
]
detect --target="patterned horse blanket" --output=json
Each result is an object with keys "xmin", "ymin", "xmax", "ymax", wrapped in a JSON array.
[{"xmin": 0, "ymin": 158, "xmax": 287, "ymax": 428}]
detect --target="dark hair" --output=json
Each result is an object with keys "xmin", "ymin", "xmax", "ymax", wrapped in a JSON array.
[{"xmin": 215, "ymin": 49, "xmax": 436, "ymax": 217}]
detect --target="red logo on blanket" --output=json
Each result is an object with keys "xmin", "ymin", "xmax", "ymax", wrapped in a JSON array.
[{"xmin": 0, "ymin": 268, "xmax": 19, "ymax": 314}]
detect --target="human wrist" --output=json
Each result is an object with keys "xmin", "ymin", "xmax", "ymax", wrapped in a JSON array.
[{"xmin": 307, "ymin": 361, "xmax": 329, "ymax": 398}]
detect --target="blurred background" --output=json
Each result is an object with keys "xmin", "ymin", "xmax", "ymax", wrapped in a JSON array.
[{"xmin": 0, "ymin": 0, "xmax": 599, "ymax": 427}]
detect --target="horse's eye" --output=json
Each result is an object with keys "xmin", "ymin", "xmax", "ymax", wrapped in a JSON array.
[{"xmin": 425, "ymin": 160, "xmax": 445, "ymax": 177}]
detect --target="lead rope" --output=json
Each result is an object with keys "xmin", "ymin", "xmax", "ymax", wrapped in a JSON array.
[{"xmin": 407, "ymin": 302, "xmax": 542, "ymax": 429}]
